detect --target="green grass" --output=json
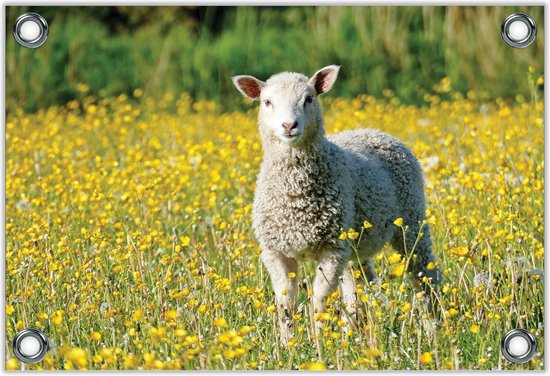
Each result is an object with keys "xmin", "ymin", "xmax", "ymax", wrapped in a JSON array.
[{"xmin": 6, "ymin": 6, "xmax": 544, "ymax": 112}]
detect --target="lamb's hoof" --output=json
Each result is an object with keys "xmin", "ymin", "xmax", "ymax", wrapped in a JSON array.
[
  {"xmin": 280, "ymin": 333, "xmax": 292, "ymax": 347},
  {"xmin": 314, "ymin": 320, "xmax": 324, "ymax": 339},
  {"xmin": 279, "ymin": 319, "xmax": 294, "ymax": 347},
  {"xmin": 339, "ymin": 305, "xmax": 358, "ymax": 332},
  {"xmin": 369, "ymin": 276, "xmax": 382, "ymax": 287}
]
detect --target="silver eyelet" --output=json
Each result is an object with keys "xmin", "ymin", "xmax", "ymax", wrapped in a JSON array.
[
  {"xmin": 501, "ymin": 328, "xmax": 537, "ymax": 364},
  {"xmin": 13, "ymin": 328, "xmax": 50, "ymax": 363},
  {"xmin": 501, "ymin": 13, "xmax": 536, "ymax": 48},
  {"xmin": 13, "ymin": 12, "xmax": 49, "ymax": 49}
]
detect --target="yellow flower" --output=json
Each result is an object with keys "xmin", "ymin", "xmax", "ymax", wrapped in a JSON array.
[
  {"xmin": 175, "ymin": 328, "xmax": 187, "ymax": 339},
  {"xmin": 391, "ymin": 263, "xmax": 405, "ymax": 277},
  {"xmin": 91, "ymin": 331, "xmax": 101, "ymax": 341},
  {"xmin": 238, "ymin": 325, "xmax": 253, "ymax": 336},
  {"xmin": 301, "ymin": 361, "xmax": 326, "ymax": 370},
  {"xmin": 125, "ymin": 354, "xmax": 141, "ymax": 368},
  {"xmin": 65, "ymin": 348, "xmax": 88, "ymax": 369},
  {"xmin": 6, "ymin": 305, "xmax": 15, "ymax": 316},
  {"xmin": 6, "ymin": 358, "xmax": 19, "ymax": 370},
  {"xmin": 180, "ymin": 236, "xmax": 191, "ymax": 246},
  {"xmin": 148, "ymin": 327, "xmax": 166, "ymax": 342},
  {"xmin": 317, "ymin": 312, "xmax": 331, "ymax": 322},
  {"xmin": 445, "ymin": 308, "xmax": 459, "ymax": 317},
  {"xmin": 387, "ymin": 253, "xmax": 402, "ymax": 264},
  {"xmin": 51, "ymin": 310, "xmax": 63, "ymax": 325},
  {"xmin": 393, "ymin": 217, "xmax": 404, "ymax": 227},
  {"xmin": 223, "ymin": 349, "xmax": 236, "ymax": 359},
  {"xmin": 288, "ymin": 272, "xmax": 296, "ymax": 279},
  {"xmin": 347, "ymin": 228, "xmax": 359, "ymax": 240},
  {"xmin": 499, "ymin": 295, "xmax": 513, "ymax": 305},
  {"xmin": 364, "ymin": 348, "xmax": 382, "ymax": 358},
  {"xmin": 338, "ymin": 232, "xmax": 347, "ymax": 240},
  {"xmin": 470, "ymin": 324, "xmax": 479, "ymax": 334},
  {"xmin": 214, "ymin": 317, "xmax": 228, "ymax": 328},
  {"xmin": 165, "ymin": 309, "xmax": 178, "ymax": 321},
  {"xmin": 132, "ymin": 308, "xmax": 145, "ymax": 322},
  {"xmin": 401, "ymin": 303, "xmax": 412, "ymax": 312},
  {"xmin": 419, "ymin": 352, "xmax": 433, "ymax": 365},
  {"xmin": 450, "ymin": 246, "xmax": 469, "ymax": 257},
  {"xmin": 363, "ymin": 220, "xmax": 373, "ymax": 229}
]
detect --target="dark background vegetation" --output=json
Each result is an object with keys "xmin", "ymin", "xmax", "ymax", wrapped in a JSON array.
[{"xmin": 6, "ymin": 6, "xmax": 544, "ymax": 112}]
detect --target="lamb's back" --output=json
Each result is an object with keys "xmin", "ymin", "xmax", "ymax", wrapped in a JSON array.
[
  {"xmin": 328, "ymin": 128, "xmax": 424, "ymax": 195},
  {"xmin": 328, "ymin": 128, "xmax": 425, "ymax": 256}
]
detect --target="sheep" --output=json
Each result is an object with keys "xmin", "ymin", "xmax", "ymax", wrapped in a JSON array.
[{"xmin": 232, "ymin": 65, "xmax": 441, "ymax": 343}]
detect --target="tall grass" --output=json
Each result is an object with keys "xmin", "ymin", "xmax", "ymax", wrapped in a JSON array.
[{"xmin": 6, "ymin": 6, "xmax": 544, "ymax": 112}]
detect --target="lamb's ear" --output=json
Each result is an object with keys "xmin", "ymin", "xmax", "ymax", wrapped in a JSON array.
[
  {"xmin": 309, "ymin": 65, "xmax": 340, "ymax": 95},
  {"xmin": 232, "ymin": 75, "xmax": 265, "ymax": 100}
]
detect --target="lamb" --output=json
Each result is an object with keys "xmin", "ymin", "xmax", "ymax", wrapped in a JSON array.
[{"xmin": 232, "ymin": 65, "xmax": 441, "ymax": 342}]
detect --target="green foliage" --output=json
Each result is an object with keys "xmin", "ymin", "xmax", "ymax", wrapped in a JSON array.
[{"xmin": 6, "ymin": 6, "xmax": 544, "ymax": 112}]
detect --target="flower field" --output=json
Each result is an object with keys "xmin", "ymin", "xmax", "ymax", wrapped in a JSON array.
[{"xmin": 5, "ymin": 80, "xmax": 544, "ymax": 370}]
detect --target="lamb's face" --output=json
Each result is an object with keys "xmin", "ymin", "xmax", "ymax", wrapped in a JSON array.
[
  {"xmin": 258, "ymin": 73, "xmax": 319, "ymax": 146},
  {"xmin": 233, "ymin": 65, "xmax": 340, "ymax": 147}
]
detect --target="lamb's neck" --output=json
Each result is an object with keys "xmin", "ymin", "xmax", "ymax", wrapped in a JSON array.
[{"xmin": 262, "ymin": 138, "xmax": 331, "ymax": 171}]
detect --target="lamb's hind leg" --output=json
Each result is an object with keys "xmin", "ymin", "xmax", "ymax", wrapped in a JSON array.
[
  {"xmin": 360, "ymin": 258, "xmax": 378, "ymax": 283},
  {"xmin": 393, "ymin": 222, "xmax": 440, "ymax": 283},
  {"xmin": 260, "ymin": 250, "xmax": 298, "ymax": 345},
  {"xmin": 392, "ymin": 221, "xmax": 442, "ymax": 310}
]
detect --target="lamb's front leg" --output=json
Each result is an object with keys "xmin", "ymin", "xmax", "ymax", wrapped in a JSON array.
[
  {"xmin": 260, "ymin": 250, "xmax": 298, "ymax": 346},
  {"xmin": 312, "ymin": 247, "xmax": 350, "ymax": 335}
]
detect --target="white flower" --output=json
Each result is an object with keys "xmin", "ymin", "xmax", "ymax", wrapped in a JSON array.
[{"xmin": 473, "ymin": 272, "xmax": 494, "ymax": 288}]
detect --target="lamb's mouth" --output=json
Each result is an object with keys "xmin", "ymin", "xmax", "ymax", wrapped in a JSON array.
[{"xmin": 282, "ymin": 133, "xmax": 301, "ymax": 141}]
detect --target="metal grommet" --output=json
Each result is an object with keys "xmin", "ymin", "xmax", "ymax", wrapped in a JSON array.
[
  {"xmin": 501, "ymin": 328, "xmax": 537, "ymax": 364},
  {"xmin": 13, "ymin": 12, "xmax": 49, "ymax": 48},
  {"xmin": 13, "ymin": 328, "xmax": 50, "ymax": 363},
  {"xmin": 501, "ymin": 13, "xmax": 537, "ymax": 48}
]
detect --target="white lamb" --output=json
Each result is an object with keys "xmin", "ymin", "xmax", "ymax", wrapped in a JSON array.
[{"xmin": 232, "ymin": 65, "xmax": 441, "ymax": 342}]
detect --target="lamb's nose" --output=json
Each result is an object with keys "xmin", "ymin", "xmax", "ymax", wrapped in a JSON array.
[{"xmin": 282, "ymin": 121, "xmax": 298, "ymax": 131}]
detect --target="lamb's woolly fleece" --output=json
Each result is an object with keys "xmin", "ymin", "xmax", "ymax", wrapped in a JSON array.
[{"xmin": 253, "ymin": 126, "xmax": 436, "ymax": 276}]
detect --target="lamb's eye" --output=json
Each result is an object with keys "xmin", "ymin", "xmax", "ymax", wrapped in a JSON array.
[
  {"xmin": 304, "ymin": 95, "xmax": 313, "ymax": 106},
  {"xmin": 264, "ymin": 100, "xmax": 272, "ymax": 107}
]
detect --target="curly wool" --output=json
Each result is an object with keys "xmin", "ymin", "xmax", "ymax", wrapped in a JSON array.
[{"xmin": 253, "ymin": 126, "xmax": 433, "ymax": 268}]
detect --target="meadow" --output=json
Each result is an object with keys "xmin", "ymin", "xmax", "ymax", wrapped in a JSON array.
[{"xmin": 5, "ymin": 74, "xmax": 544, "ymax": 370}]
